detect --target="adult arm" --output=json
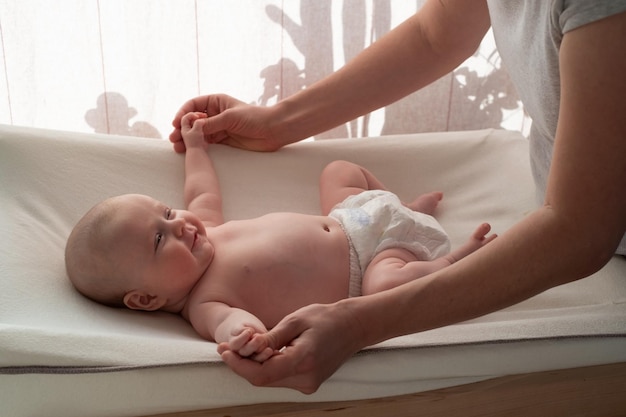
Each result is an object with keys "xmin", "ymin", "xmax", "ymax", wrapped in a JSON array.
[
  {"xmin": 170, "ymin": 0, "xmax": 490, "ymax": 152},
  {"xmin": 219, "ymin": 10, "xmax": 626, "ymax": 393}
]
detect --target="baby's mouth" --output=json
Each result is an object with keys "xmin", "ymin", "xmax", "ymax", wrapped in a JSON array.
[{"xmin": 191, "ymin": 232, "xmax": 198, "ymax": 251}]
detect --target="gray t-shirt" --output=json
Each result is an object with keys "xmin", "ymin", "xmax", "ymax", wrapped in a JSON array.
[{"xmin": 487, "ymin": 0, "xmax": 626, "ymax": 254}]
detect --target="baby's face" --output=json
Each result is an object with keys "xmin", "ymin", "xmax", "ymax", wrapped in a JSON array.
[{"xmin": 110, "ymin": 194, "xmax": 214, "ymax": 308}]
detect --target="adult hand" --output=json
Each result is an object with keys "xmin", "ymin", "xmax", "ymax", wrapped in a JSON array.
[
  {"xmin": 217, "ymin": 301, "xmax": 367, "ymax": 394},
  {"xmin": 170, "ymin": 94, "xmax": 288, "ymax": 153}
]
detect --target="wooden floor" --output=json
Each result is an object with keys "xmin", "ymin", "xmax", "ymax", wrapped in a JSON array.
[{"xmin": 145, "ymin": 362, "xmax": 626, "ymax": 417}]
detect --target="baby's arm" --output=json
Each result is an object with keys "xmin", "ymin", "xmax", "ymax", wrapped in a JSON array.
[
  {"xmin": 190, "ymin": 301, "xmax": 275, "ymax": 362},
  {"xmin": 180, "ymin": 112, "xmax": 224, "ymax": 227}
]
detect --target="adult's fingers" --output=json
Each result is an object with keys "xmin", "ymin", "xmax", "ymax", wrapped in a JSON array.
[
  {"xmin": 262, "ymin": 313, "xmax": 309, "ymax": 352},
  {"xmin": 172, "ymin": 140, "xmax": 186, "ymax": 153},
  {"xmin": 220, "ymin": 348, "xmax": 320, "ymax": 394}
]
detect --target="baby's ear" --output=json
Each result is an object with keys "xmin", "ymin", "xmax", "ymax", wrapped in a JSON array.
[{"xmin": 123, "ymin": 291, "xmax": 165, "ymax": 311}]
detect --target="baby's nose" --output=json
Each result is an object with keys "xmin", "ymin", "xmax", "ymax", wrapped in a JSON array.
[{"xmin": 171, "ymin": 217, "xmax": 186, "ymax": 235}]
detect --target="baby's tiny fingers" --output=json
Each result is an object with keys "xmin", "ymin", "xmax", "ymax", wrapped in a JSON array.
[
  {"xmin": 228, "ymin": 329, "xmax": 253, "ymax": 351},
  {"xmin": 237, "ymin": 333, "xmax": 269, "ymax": 357},
  {"xmin": 251, "ymin": 347, "xmax": 275, "ymax": 363},
  {"xmin": 237, "ymin": 341, "xmax": 260, "ymax": 358}
]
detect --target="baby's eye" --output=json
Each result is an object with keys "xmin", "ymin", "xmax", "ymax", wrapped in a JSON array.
[
  {"xmin": 154, "ymin": 233, "xmax": 163, "ymax": 252},
  {"xmin": 165, "ymin": 208, "xmax": 172, "ymax": 219}
]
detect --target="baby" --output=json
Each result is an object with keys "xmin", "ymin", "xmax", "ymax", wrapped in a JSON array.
[{"xmin": 65, "ymin": 112, "xmax": 496, "ymax": 361}]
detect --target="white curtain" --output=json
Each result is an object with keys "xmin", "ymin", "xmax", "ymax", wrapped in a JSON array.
[{"xmin": 0, "ymin": 0, "xmax": 529, "ymax": 141}]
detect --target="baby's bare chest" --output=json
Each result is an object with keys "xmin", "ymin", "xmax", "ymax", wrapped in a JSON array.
[
  {"xmin": 216, "ymin": 214, "xmax": 346, "ymax": 283},
  {"xmin": 191, "ymin": 213, "xmax": 351, "ymax": 325}
]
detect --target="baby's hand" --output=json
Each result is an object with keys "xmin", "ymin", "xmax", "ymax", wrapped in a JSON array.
[
  {"xmin": 180, "ymin": 112, "xmax": 209, "ymax": 150},
  {"xmin": 226, "ymin": 326, "xmax": 275, "ymax": 363}
]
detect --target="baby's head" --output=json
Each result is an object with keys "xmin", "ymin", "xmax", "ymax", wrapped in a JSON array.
[
  {"xmin": 66, "ymin": 194, "xmax": 212, "ymax": 313},
  {"xmin": 65, "ymin": 196, "xmax": 129, "ymax": 307}
]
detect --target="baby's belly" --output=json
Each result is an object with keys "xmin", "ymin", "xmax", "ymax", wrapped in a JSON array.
[
  {"xmin": 241, "ymin": 254, "xmax": 349, "ymax": 327},
  {"xmin": 218, "ymin": 215, "xmax": 351, "ymax": 327}
]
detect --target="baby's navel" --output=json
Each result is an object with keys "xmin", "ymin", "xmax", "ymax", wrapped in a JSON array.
[{"xmin": 323, "ymin": 225, "xmax": 330, "ymax": 232}]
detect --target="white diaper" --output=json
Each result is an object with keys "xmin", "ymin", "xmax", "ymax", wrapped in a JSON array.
[{"xmin": 329, "ymin": 190, "xmax": 451, "ymax": 296}]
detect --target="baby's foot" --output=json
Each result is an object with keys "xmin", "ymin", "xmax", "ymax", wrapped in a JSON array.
[
  {"xmin": 464, "ymin": 223, "xmax": 497, "ymax": 255},
  {"xmin": 446, "ymin": 223, "xmax": 497, "ymax": 263},
  {"xmin": 405, "ymin": 191, "xmax": 443, "ymax": 215},
  {"xmin": 471, "ymin": 222, "xmax": 495, "ymax": 243}
]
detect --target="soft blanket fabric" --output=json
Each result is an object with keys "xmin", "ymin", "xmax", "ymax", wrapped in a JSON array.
[{"xmin": 1, "ymin": 124, "xmax": 625, "ymax": 373}]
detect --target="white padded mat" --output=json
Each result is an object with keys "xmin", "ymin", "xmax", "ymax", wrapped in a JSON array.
[{"xmin": 1, "ymin": 125, "xmax": 625, "ymax": 416}]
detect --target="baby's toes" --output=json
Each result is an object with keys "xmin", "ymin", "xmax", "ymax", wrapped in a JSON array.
[{"xmin": 472, "ymin": 223, "xmax": 491, "ymax": 240}]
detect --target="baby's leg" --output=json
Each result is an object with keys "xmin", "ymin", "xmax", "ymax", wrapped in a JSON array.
[
  {"xmin": 404, "ymin": 191, "xmax": 443, "ymax": 215},
  {"xmin": 319, "ymin": 160, "xmax": 388, "ymax": 215},
  {"xmin": 319, "ymin": 160, "xmax": 444, "ymax": 216},
  {"xmin": 362, "ymin": 248, "xmax": 426, "ymax": 295},
  {"xmin": 361, "ymin": 223, "xmax": 496, "ymax": 295}
]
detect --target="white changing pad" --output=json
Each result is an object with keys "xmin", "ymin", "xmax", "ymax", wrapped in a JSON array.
[{"xmin": 1, "ymin": 125, "xmax": 625, "ymax": 416}]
